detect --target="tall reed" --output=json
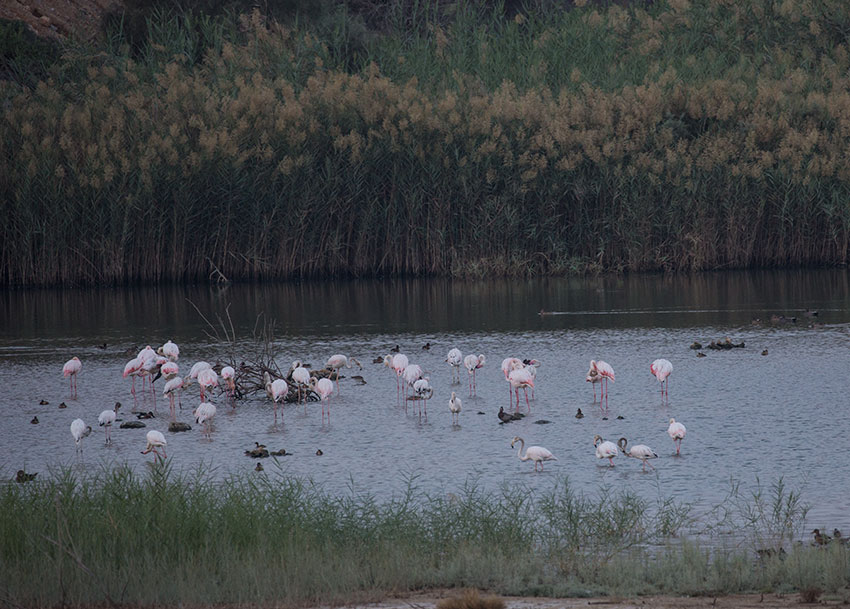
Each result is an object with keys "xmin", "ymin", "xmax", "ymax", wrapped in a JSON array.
[{"xmin": 4, "ymin": 1, "xmax": 850, "ymax": 285}]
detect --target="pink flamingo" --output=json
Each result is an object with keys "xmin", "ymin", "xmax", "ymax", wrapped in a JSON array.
[
  {"xmin": 141, "ymin": 430, "xmax": 167, "ymax": 460},
  {"xmin": 62, "ymin": 357, "xmax": 81, "ymax": 397},
  {"xmin": 161, "ymin": 361, "xmax": 179, "ymax": 378},
  {"xmin": 310, "ymin": 376, "xmax": 334, "ymax": 421},
  {"xmin": 123, "ymin": 356, "xmax": 144, "ymax": 399},
  {"xmin": 463, "ymin": 354, "xmax": 485, "ymax": 395},
  {"xmin": 667, "ymin": 418, "xmax": 687, "ymax": 455},
  {"xmin": 446, "ymin": 348, "xmax": 463, "ymax": 383},
  {"xmin": 508, "ymin": 365, "xmax": 534, "ymax": 411},
  {"xmin": 265, "ymin": 372, "xmax": 288, "ymax": 423},
  {"xmin": 197, "ymin": 368, "xmax": 218, "ymax": 402},
  {"xmin": 586, "ymin": 360, "xmax": 615, "ymax": 401},
  {"xmin": 290, "ymin": 361, "xmax": 311, "ymax": 403},
  {"xmin": 501, "ymin": 357, "xmax": 523, "ymax": 401},
  {"xmin": 221, "ymin": 366, "xmax": 236, "ymax": 403},
  {"xmin": 325, "ymin": 354, "xmax": 360, "ymax": 393},
  {"xmin": 163, "ymin": 376, "xmax": 185, "ymax": 413},
  {"xmin": 157, "ymin": 340, "xmax": 179, "ymax": 361},
  {"xmin": 385, "ymin": 353, "xmax": 409, "ymax": 399},
  {"xmin": 651, "ymin": 359, "xmax": 673, "ymax": 395}
]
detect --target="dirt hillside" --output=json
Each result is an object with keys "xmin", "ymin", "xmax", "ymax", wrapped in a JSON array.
[{"xmin": 1, "ymin": 0, "xmax": 119, "ymax": 41}]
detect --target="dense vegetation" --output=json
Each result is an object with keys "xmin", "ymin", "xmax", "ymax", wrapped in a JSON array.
[
  {"xmin": 1, "ymin": 465, "xmax": 846, "ymax": 607},
  {"xmin": 3, "ymin": 0, "xmax": 850, "ymax": 285}
]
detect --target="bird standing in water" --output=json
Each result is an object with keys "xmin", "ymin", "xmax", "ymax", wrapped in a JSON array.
[
  {"xmin": 510, "ymin": 436, "xmax": 556, "ymax": 472},
  {"xmin": 63, "ymin": 357, "xmax": 82, "ymax": 397}
]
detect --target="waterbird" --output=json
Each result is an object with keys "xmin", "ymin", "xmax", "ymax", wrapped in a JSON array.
[
  {"xmin": 267, "ymin": 375, "xmax": 289, "ymax": 423},
  {"xmin": 163, "ymin": 376, "xmax": 185, "ymax": 411},
  {"xmin": 618, "ymin": 437, "xmax": 658, "ymax": 471},
  {"xmin": 137, "ymin": 411, "xmax": 155, "ymax": 419},
  {"xmin": 812, "ymin": 529, "xmax": 831, "ymax": 546},
  {"xmin": 98, "ymin": 402, "xmax": 121, "ymax": 444},
  {"xmin": 161, "ymin": 361, "xmax": 179, "ymax": 378},
  {"xmin": 270, "ymin": 449, "xmax": 289, "ymax": 457},
  {"xmin": 96, "ymin": 343, "xmax": 107, "ymax": 350},
  {"xmin": 575, "ymin": 408, "xmax": 584, "ymax": 419},
  {"xmin": 30, "ymin": 416, "xmax": 39, "ymax": 424},
  {"xmin": 157, "ymin": 340, "xmax": 179, "ymax": 361},
  {"xmin": 422, "ymin": 342, "xmax": 431, "ymax": 350},
  {"xmin": 62, "ymin": 356, "xmax": 81, "ymax": 397},
  {"xmin": 350, "ymin": 375, "xmax": 367, "ymax": 385},
  {"xmin": 220, "ymin": 366, "xmax": 236, "ymax": 399},
  {"xmin": 255, "ymin": 463, "xmax": 264, "ymax": 472},
  {"xmin": 316, "ymin": 449, "xmax": 323, "ymax": 456},
  {"xmin": 650, "ymin": 358, "xmax": 673, "ymax": 395},
  {"xmin": 197, "ymin": 368, "xmax": 219, "ymax": 402},
  {"xmin": 508, "ymin": 365, "xmax": 534, "ymax": 410},
  {"xmin": 39, "ymin": 399, "xmax": 49, "ymax": 405},
  {"xmin": 510, "ymin": 436, "xmax": 556, "ymax": 472},
  {"xmin": 141, "ymin": 430, "xmax": 167, "ymax": 460},
  {"xmin": 194, "ymin": 401, "xmax": 216, "ymax": 436},
  {"xmin": 761, "ymin": 349, "xmax": 768, "ymax": 356},
  {"xmin": 594, "ymin": 435, "xmax": 618, "ymax": 466},
  {"xmin": 500, "ymin": 358, "xmax": 524, "ymax": 401},
  {"xmin": 585, "ymin": 359, "xmax": 614, "ymax": 401},
  {"xmin": 463, "ymin": 354, "xmax": 485, "ymax": 395},
  {"xmin": 446, "ymin": 348, "xmax": 463, "ymax": 383},
  {"xmin": 390, "ymin": 345, "xmax": 400, "ymax": 353},
  {"xmin": 449, "ymin": 391, "xmax": 462, "ymax": 424},
  {"xmin": 667, "ymin": 418, "xmax": 687, "ymax": 454},
  {"xmin": 696, "ymin": 352, "xmax": 706, "ymax": 358},
  {"xmin": 326, "ymin": 354, "xmax": 361, "ymax": 391},
  {"xmin": 310, "ymin": 376, "xmax": 334, "ymax": 420},
  {"xmin": 70, "ymin": 418, "xmax": 92, "ymax": 452},
  {"xmin": 15, "ymin": 470, "xmax": 37, "ymax": 483},
  {"xmin": 412, "ymin": 377, "xmax": 432, "ymax": 414}
]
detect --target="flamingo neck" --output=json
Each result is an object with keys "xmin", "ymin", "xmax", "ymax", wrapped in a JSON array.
[{"xmin": 516, "ymin": 439, "xmax": 528, "ymax": 461}]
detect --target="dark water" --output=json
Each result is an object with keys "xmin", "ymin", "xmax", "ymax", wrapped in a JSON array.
[{"xmin": 1, "ymin": 270, "xmax": 848, "ymax": 538}]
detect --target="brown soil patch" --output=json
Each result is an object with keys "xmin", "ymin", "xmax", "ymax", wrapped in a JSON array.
[
  {"xmin": 0, "ymin": 0, "xmax": 120, "ymax": 41},
  {"xmin": 329, "ymin": 592, "xmax": 848, "ymax": 609}
]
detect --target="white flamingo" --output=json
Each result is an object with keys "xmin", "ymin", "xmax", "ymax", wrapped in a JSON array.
[
  {"xmin": 510, "ymin": 436, "xmax": 557, "ymax": 472},
  {"xmin": 618, "ymin": 437, "xmax": 658, "ymax": 471},
  {"xmin": 194, "ymin": 401, "xmax": 217, "ymax": 436},
  {"xmin": 446, "ymin": 348, "xmax": 463, "ymax": 383},
  {"xmin": 310, "ymin": 376, "xmax": 334, "ymax": 420},
  {"xmin": 594, "ymin": 434, "xmax": 618, "ymax": 466},
  {"xmin": 402, "ymin": 364, "xmax": 423, "ymax": 398},
  {"xmin": 463, "ymin": 354, "xmax": 485, "ymax": 395},
  {"xmin": 197, "ymin": 368, "xmax": 218, "ymax": 402},
  {"xmin": 386, "ymin": 353, "xmax": 409, "ymax": 398},
  {"xmin": 448, "ymin": 391, "xmax": 462, "ymax": 424},
  {"xmin": 267, "ymin": 374, "xmax": 289, "ymax": 423},
  {"xmin": 326, "ymin": 354, "xmax": 360, "ymax": 393},
  {"xmin": 508, "ymin": 364, "xmax": 534, "ymax": 410},
  {"xmin": 161, "ymin": 361, "xmax": 179, "ymax": 378},
  {"xmin": 290, "ymin": 361, "xmax": 311, "ymax": 403},
  {"xmin": 157, "ymin": 340, "xmax": 179, "ymax": 361},
  {"xmin": 141, "ymin": 430, "xmax": 167, "ymax": 460},
  {"xmin": 501, "ymin": 357, "xmax": 523, "ymax": 400},
  {"xmin": 586, "ymin": 360, "xmax": 614, "ymax": 401},
  {"xmin": 62, "ymin": 356, "xmax": 81, "ymax": 397},
  {"xmin": 667, "ymin": 418, "xmax": 687, "ymax": 455},
  {"xmin": 97, "ymin": 402, "xmax": 121, "ymax": 444},
  {"xmin": 412, "ymin": 377, "xmax": 432, "ymax": 414},
  {"xmin": 651, "ymin": 358, "xmax": 673, "ymax": 395},
  {"xmin": 221, "ymin": 366, "xmax": 236, "ymax": 401},
  {"xmin": 70, "ymin": 418, "xmax": 92, "ymax": 452},
  {"xmin": 163, "ymin": 376, "xmax": 184, "ymax": 411}
]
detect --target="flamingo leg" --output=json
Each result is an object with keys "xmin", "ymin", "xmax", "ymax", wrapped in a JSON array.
[{"xmin": 524, "ymin": 388, "xmax": 530, "ymax": 411}]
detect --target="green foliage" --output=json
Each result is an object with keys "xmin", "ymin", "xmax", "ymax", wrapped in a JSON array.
[{"xmin": 4, "ymin": 1, "xmax": 850, "ymax": 285}]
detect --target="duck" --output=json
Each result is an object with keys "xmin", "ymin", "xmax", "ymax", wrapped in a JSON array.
[
  {"xmin": 58, "ymin": 402, "xmax": 67, "ymax": 409},
  {"xmin": 96, "ymin": 343, "xmax": 108, "ymax": 350},
  {"xmin": 575, "ymin": 408, "xmax": 584, "ymax": 419},
  {"xmin": 255, "ymin": 463, "xmax": 264, "ymax": 472},
  {"xmin": 137, "ymin": 411, "xmax": 155, "ymax": 419},
  {"xmin": 245, "ymin": 445, "xmax": 269, "ymax": 459},
  {"xmin": 422, "ymin": 342, "xmax": 431, "ymax": 350},
  {"xmin": 316, "ymin": 449, "xmax": 324, "ymax": 456},
  {"xmin": 833, "ymin": 529, "xmax": 847, "ymax": 545},
  {"xmin": 498, "ymin": 407, "xmax": 524, "ymax": 423},
  {"xmin": 30, "ymin": 416, "xmax": 39, "ymax": 424},
  {"xmin": 761, "ymin": 349, "xmax": 768, "ymax": 356},
  {"xmin": 371, "ymin": 356, "xmax": 384, "ymax": 364},
  {"xmin": 351, "ymin": 375, "xmax": 367, "ymax": 385},
  {"xmin": 39, "ymin": 399, "xmax": 49, "ymax": 405},
  {"xmin": 696, "ymin": 352, "xmax": 706, "ymax": 358},
  {"xmin": 389, "ymin": 345, "xmax": 400, "ymax": 353},
  {"xmin": 15, "ymin": 470, "xmax": 37, "ymax": 483},
  {"xmin": 812, "ymin": 528, "xmax": 831, "ymax": 546},
  {"xmin": 270, "ymin": 449, "xmax": 289, "ymax": 457},
  {"xmin": 689, "ymin": 341, "xmax": 702, "ymax": 350}
]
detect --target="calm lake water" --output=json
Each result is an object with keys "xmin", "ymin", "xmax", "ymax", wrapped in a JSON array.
[{"xmin": 1, "ymin": 270, "xmax": 849, "ymax": 539}]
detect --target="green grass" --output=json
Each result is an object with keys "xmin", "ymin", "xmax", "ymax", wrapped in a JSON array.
[{"xmin": 1, "ymin": 465, "xmax": 847, "ymax": 607}]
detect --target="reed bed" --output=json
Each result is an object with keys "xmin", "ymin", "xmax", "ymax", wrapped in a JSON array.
[
  {"xmin": 0, "ymin": 465, "xmax": 847, "ymax": 607},
  {"xmin": 4, "ymin": 1, "xmax": 850, "ymax": 285}
]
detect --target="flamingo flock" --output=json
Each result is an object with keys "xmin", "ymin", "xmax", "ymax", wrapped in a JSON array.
[{"xmin": 58, "ymin": 339, "xmax": 689, "ymax": 474}]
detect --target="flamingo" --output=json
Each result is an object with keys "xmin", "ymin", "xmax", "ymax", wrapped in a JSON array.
[
  {"xmin": 141, "ymin": 429, "xmax": 167, "ymax": 460},
  {"xmin": 448, "ymin": 391, "xmax": 462, "ymax": 424},
  {"xmin": 586, "ymin": 360, "xmax": 614, "ymax": 401},
  {"xmin": 310, "ymin": 376, "xmax": 334, "ymax": 420},
  {"xmin": 618, "ymin": 437, "xmax": 658, "ymax": 470},
  {"xmin": 97, "ymin": 402, "xmax": 121, "ymax": 444},
  {"xmin": 510, "ymin": 436, "xmax": 557, "ymax": 472},
  {"xmin": 523, "ymin": 359, "xmax": 541, "ymax": 399},
  {"xmin": 594, "ymin": 434, "xmax": 618, "ymax": 466},
  {"xmin": 189, "ymin": 361, "xmax": 212, "ymax": 380},
  {"xmin": 667, "ymin": 418, "xmax": 687, "ymax": 455},
  {"xmin": 268, "ymin": 375, "xmax": 289, "ymax": 422},
  {"xmin": 161, "ymin": 361, "xmax": 179, "ymax": 379},
  {"xmin": 386, "ymin": 353, "xmax": 409, "ymax": 398},
  {"xmin": 651, "ymin": 359, "xmax": 673, "ymax": 395},
  {"xmin": 290, "ymin": 362, "xmax": 311, "ymax": 403},
  {"xmin": 123, "ymin": 356, "xmax": 145, "ymax": 398},
  {"xmin": 70, "ymin": 418, "xmax": 92, "ymax": 452},
  {"xmin": 157, "ymin": 340, "xmax": 179, "ymax": 361},
  {"xmin": 63, "ymin": 357, "xmax": 81, "ymax": 397},
  {"xmin": 194, "ymin": 401, "xmax": 216, "ymax": 436},
  {"xmin": 402, "ymin": 364, "xmax": 423, "ymax": 398},
  {"xmin": 463, "ymin": 354, "xmax": 485, "ymax": 395},
  {"xmin": 501, "ymin": 357, "xmax": 524, "ymax": 400},
  {"xmin": 221, "ymin": 366, "xmax": 236, "ymax": 402},
  {"xmin": 412, "ymin": 377, "xmax": 432, "ymax": 414},
  {"xmin": 197, "ymin": 368, "xmax": 218, "ymax": 402},
  {"xmin": 143, "ymin": 355, "xmax": 168, "ymax": 404},
  {"xmin": 508, "ymin": 364, "xmax": 534, "ymax": 410},
  {"xmin": 326, "ymin": 355, "xmax": 361, "ymax": 393},
  {"xmin": 446, "ymin": 348, "xmax": 463, "ymax": 384},
  {"xmin": 163, "ymin": 376, "xmax": 185, "ymax": 412}
]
